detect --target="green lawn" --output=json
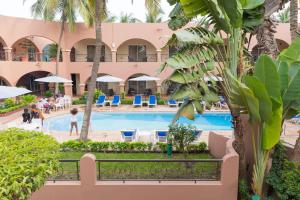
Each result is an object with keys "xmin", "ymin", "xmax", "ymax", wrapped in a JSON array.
[{"xmin": 52, "ymin": 152, "xmax": 221, "ymax": 181}]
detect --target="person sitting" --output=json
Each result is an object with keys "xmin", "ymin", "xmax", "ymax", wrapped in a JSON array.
[
  {"xmin": 31, "ymin": 104, "xmax": 45, "ymax": 125},
  {"xmin": 22, "ymin": 108, "xmax": 31, "ymax": 123}
]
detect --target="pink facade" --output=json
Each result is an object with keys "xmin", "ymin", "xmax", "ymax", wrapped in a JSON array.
[
  {"xmin": 31, "ymin": 132, "xmax": 239, "ymax": 200},
  {"xmin": 0, "ymin": 15, "xmax": 291, "ymax": 96}
]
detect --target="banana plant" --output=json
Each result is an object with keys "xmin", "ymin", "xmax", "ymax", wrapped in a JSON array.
[{"xmin": 163, "ymin": 0, "xmax": 266, "ymax": 181}]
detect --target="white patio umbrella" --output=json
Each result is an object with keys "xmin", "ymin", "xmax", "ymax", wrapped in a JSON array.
[
  {"xmin": 34, "ymin": 75, "xmax": 72, "ymax": 83},
  {"xmin": 129, "ymin": 75, "xmax": 160, "ymax": 94},
  {"xmin": 0, "ymin": 86, "xmax": 32, "ymax": 99},
  {"xmin": 96, "ymin": 75, "xmax": 123, "ymax": 83}
]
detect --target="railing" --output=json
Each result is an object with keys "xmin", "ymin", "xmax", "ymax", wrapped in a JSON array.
[
  {"xmin": 116, "ymin": 54, "xmax": 157, "ymax": 62},
  {"xmin": 70, "ymin": 54, "xmax": 112, "ymax": 62},
  {"xmin": 49, "ymin": 160, "xmax": 80, "ymax": 181},
  {"xmin": 50, "ymin": 159, "xmax": 222, "ymax": 182},
  {"xmin": 11, "ymin": 53, "xmax": 62, "ymax": 62}
]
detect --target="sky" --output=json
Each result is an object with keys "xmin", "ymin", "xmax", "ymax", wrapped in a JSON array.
[{"xmin": 0, "ymin": 0, "xmax": 173, "ymax": 22}]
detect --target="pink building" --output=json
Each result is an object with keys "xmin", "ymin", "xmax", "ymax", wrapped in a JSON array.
[{"xmin": 0, "ymin": 15, "xmax": 291, "ymax": 97}]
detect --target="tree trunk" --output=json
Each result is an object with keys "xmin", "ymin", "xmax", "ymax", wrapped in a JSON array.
[
  {"xmin": 293, "ymin": 134, "xmax": 300, "ymax": 164},
  {"xmin": 290, "ymin": 0, "xmax": 299, "ymax": 40},
  {"xmin": 55, "ymin": 16, "xmax": 65, "ymax": 94},
  {"xmin": 255, "ymin": 18, "xmax": 279, "ymax": 59},
  {"xmin": 231, "ymin": 111, "xmax": 247, "ymax": 179},
  {"xmin": 80, "ymin": 0, "xmax": 102, "ymax": 141}
]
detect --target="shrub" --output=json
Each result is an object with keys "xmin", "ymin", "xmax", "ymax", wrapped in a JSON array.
[
  {"xmin": 72, "ymin": 98, "xmax": 86, "ymax": 105},
  {"xmin": 111, "ymin": 142, "xmax": 131, "ymax": 151},
  {"xmin": 121, "ymin": 99, "xmax": 133, "ymax": 105},
  {"xmin": 156, "ymin": 92, "xmax": 161, "ymax": 100},
  {"xmin": 168, "ymin": 124, "xmax": 197, "ymax": 154},
  {"xmin": 121, "ymin": 92, "xmax": 125, "ymax": 100},
  {"xmin": 21, "ymin": 94, "xmax": 37, "ymax": 103},
  {"xmin": 59, "ymin": 83, "xmax": 64, "ymax": 93},
  {"xmin": 88, "ymin": 141, "xmax": 111, "ymax": 152},
  {"xmin": 4, "ymin": 98, "xmax": 15, "ymax": 107},
  {"xmin": 266, "ymin": 142, "xmax": 300, "ymax": 200},
  {"xmin": 60, "ymin": 140, "xmax": 207, "ymax": 153},
  {"xmin": 94, "ymin": 89, "xmax": 103, "ymax": 101},
  {"xmin": 130, "ymin": 142, "xmax": 149, "ymax": 152},
  {"xmin": 44, "ymin": 90, "xmax": 53, "ymax": 98},
  {"xmin": 157, "ymin": 99, "xmax": 165, "ymax": 105},
  {"xmin": 156, "ymin": 142, "xmax": 168, "ymax": 153},
  {"xmin": 0, "ymin": 128, "xmax": 59, "ymax": 200},
  {"xmin": 0, "ymin": 103, "xmax": 27, "ymax": 114},
  {"xmin": 187, "ymin": 142, "xmax": 207, "ymax": 152}
]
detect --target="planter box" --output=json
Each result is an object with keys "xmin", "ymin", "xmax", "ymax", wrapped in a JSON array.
[{"xmin": 0, "ymin": 107, "xmax": 25, "ymax": 117}]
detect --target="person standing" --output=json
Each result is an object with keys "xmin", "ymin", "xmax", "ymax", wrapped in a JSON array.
[{"xmin": 70, "ymin": 108, "xmax": 79, "ymax": 136}]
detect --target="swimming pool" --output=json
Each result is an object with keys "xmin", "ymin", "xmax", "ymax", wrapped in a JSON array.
[{"xmin": 44, "ymin": 112, "xmax": 232, "ymax": 132}]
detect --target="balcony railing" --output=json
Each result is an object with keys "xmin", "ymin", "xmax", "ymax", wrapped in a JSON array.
[
  {"xmin": 11, "ymin": 53, "xmax": 62, "ymax": 62},
  {"xmin": 49, "ymin": 159, "xmax": 222, "ymax": 182},
  {"xmin": 70, "ymin": 54, "xmax": 112, "ymax": 62},
  {"xmin": 116, "ymin": 54, "xmax": 157, "ymax": 62}
]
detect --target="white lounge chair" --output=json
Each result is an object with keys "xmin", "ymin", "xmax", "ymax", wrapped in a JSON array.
[
  {"xmin": 121, "ymin": 130, "xmax": 137, "ymax": 142},
  {"xmin": 154, "ymin": 130, "xmax": 168, "ymax": 143},
  {"xmin": 54, "ymin": 98, "xmax": 65, "ymax": 111}
]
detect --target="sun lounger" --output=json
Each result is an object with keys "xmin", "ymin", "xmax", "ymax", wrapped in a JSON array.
[
  {"xmin": 148, "ymin": 95, "xmax": 157, "ymax": 107},
  {"xmin": 167, "ymin": 99, "xmax": 178, "ymax": 107},
  {"xmin": 133, "ymin": 95, "xmax": 142, "ymax": 107},
  {"xmin": 95, "ymin": 95, "xmax": 106, "ymax": 106},
  {"xmin": 121, "ymin": 130, "xmax": 136, "ymax": 142},
  {"xmin": 193, "ymin": 129, "xmax": 203, "ymax": 139},
  {"xmin": 111, "ymin": 95, "xmax": 120, "ymax": 106},
  {"xmin": 155, "ymin": 130, "xmax": 168, "ymax": 143}
]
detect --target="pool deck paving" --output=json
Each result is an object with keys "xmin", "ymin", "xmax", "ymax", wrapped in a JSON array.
[{"xmin": 0, "ymin": 105, "xmax": 299, "ymax": 145}]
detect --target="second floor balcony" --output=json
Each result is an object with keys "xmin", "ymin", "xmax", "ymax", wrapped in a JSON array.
[{"xmin": 116, "ymin": 53, "xmax": 157, "ymax": 62}]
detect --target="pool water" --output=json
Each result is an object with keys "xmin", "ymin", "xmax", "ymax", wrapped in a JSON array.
[{"xmin": 44, "ymin": 112, "xmax": 232, "ymax": 132}]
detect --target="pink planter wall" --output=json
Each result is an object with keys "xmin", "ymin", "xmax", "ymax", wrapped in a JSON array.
[{"xmin": 31, "ymin": 132, "xmax": 239, "ymax": 200}]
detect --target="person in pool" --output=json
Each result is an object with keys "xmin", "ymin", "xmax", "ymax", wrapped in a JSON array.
[{"xmin": 70, "ymin": 108, "xmax": 79, "ymax": 136}]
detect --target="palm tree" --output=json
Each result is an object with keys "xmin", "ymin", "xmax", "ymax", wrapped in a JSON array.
[
  {"xmin": 80, "ymin": 0, "xmax": 160, "ymax": 141},
  {"xmin": 25, "ymin": 0, "xmax": 90, "ymax": 93},
  {"xmin": 80, "ymin": 0, "xmax": 105, "ymax": 141},
  {"xmin": 145, "ymin": 8, "xmax": 164, "ymax": 23},
  {"xmin": 119, "ymin": 12, "xmax": 140, "ymax": 23},
  {"xmin": 290, "ymin": 0, "xmax": 299, "ymax": 40}
]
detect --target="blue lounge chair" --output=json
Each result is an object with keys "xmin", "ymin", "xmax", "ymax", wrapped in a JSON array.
[
  {"xmin": 95, "ymin": 95, "xmax": 106, "ymax": 106},
  {"xmin": 121, "ymin": 130, "xmax": 136, "ymax": 142},
  {"xmin": 193, "ymin": 129, "xmax": 203, "ymax": 139},
  {"xmin": 167, "ymin": 99, "xmax": 178, "ymax": 107},
  {"xmin": 133, "ymin": 95, "xmax": 142, "ymax": 107},
  {"xmin": 148, "ymin": 95, "xmax": 157, "ymax": 107},
  {"xmin": 111, "ymin": 95, "xmax": 120, "ymax": 106},
  {"xmin": 155, "ymin": 130, "xmax": 168, "ymax": 143}
]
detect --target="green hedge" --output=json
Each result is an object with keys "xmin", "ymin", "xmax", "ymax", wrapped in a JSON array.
[
  {"xmin": 60, "ymin": 140, "xmax": 207, "ymax": 153},
  {"xmin": 0, "ymin": 102, "xmax": 27, "ymax": 114},
  {"xmin": 0, "ymin": 94, "xmax": 37, "ymax": 114},
  {"xmin": 0, "ymin": 128, "xmax": 59, "ymax": 200},
  {"xmin": 266, "ymin": 142, "xmax": 300, "ymax": 200}
]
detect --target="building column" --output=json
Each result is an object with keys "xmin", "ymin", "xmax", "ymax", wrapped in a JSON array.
[
  {"xmin": 64, "ymin": 83, "xmax": 73, "ymax": 97},
  {"xmin": 61, "ymin": 49, "xmax": 71, "ymax": 63},
  {"xmin": 119, "ymin": 83, "xmax": 125, "ymax": 95},
  {"xmin": 79, "ymin": 83, "xmax": 86, "ymax": 96},
  {"xmin": 156, "ymin": 49, "xmax": 162, "ymax": 62},
  {"xmin": 3, "ymin": 47, "xmax": 12, "ymax": 61},
  {"xmin": 39, "ymin": 83, "xmax": 46, "ymax": 96},
  {"xmin": 156, "ymin": 84, "xmax": 162, "ymax": 94},
  {"xmin": 111, "ymin": 49, "xmax": 117, "ymax": 62}
]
